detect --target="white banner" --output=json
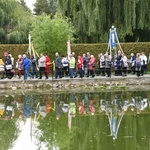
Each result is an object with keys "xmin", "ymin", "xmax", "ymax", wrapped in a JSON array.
[{"xmin": 67, "ymin": 40, "xmax": 71, "ymax": 56}]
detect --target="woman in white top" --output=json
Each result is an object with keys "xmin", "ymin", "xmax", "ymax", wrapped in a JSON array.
[
  {"xmin": 121, "ymin": 53, "xmax": 128, "ymax": 76},
  {"xmin": 38, "ymin": 53, "xmax": 48, "ymax": 79}
]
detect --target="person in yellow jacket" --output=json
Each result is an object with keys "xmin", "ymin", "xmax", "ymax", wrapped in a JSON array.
[
  {"xmin": 0, "ymin": 57, "xmax": 4, "ymax": 79},
  {"xmin": 69, "ymin": 54, "xmax": 76, "ymax": 78}
]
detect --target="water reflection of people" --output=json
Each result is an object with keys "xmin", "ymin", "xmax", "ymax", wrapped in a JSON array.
[
  {"xmin": 0, "ymin": 103, "xmax": 5, "ymax": 117},
  {"xmin": 99, "ymin": 94, "xmax": 149, "ymax": 140},
  {"xmin": 78, "ymin": 101, "xmax": 84, "ymax": 114},
  {"xmin": 4, "ymin": 95, "xmax": 16, "ymax": 120},
  {"xmin": 36, "ymin": 96, "xmax": 52, "ymax": 120},
  {"xmin": 5, "ymin": 105, "xmax": 15, "ymax": 120},
  {"xmin": 55, "ymin": 95, "xmax": 69, "ymax": 120},
  {"xmin": 130, "ymin": 96, "xmax": 148, "ymax": 114},
  {"xmin": 89, "ymin": 100, "xmax": 96, "ymax": 115}
]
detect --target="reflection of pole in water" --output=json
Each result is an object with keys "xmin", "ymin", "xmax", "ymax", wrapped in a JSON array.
[
  {"xmin": 30, "ymin": 116, "xmax": 32, "ymax": 140},
  {"xmin": 68, "ymin": 113, "xmax": 72, "ymax": 130},
  {"xmin": 106, "ymin": 101, "xmax": 125, "ymax": 140},
  {"xmin": 68, "ymin": 94, "xmax": 76, "ymax": 130}
]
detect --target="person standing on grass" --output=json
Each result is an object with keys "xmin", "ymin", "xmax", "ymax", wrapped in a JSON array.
[
  {"xmin": 38, "ymin": 53, "xmax": 48, "ymax": 79},
  {"xmin": 23, "ymin": 54, "xmax": 33, "ymax": 80}
]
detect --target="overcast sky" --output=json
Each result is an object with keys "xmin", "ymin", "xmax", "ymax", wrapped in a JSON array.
[{"xmin": 24, "ymin": 0, "xmax": 36, "ymax": 12}]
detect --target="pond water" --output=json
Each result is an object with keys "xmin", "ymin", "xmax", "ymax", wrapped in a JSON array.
[{"xmin": 0, "ymin": 90, "xmax": 150, "ymax": 150}]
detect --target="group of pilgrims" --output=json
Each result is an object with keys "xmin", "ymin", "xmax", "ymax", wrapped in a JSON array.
[
  {"xmin": 0, "ymin": 50, "xmax": 149, "ymax": 80},
  {"xmin": 97, "ymin": 50, "xmax": 148, "ymax": 77},
  {"xmin": 55, "ymin": 50, "xmax": 149, "ymax": 78}
]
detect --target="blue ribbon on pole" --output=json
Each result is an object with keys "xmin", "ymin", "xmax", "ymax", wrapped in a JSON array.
[{"xmin": 110, "ymin": 27, "xmax": 116, "ymax": 49}]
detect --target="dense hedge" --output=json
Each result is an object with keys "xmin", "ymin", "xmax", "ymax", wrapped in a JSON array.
[
  {"xmin": 0, "ymin": 42, "xmax": 149, "ymax": 62},
  {"xmin": 71, "ymin": 42, "xmax": 150, "ymax": 59},
  {"xmin": 0, "ymin": 44, "xmax": 27, "ymax": 61}
]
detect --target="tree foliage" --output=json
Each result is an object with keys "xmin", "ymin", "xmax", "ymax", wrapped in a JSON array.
[
  {"xmin": 0, "ymin": 0, "xmax": 34, "ymax": 44},
  {"xmin": 33, "ymin": 0, "xmax": 50, "ymax": 15},
  {"xmin": 33, "ymin": 0, "xmax": 58, "ymax": 17},
  {"xmin": 20, "ymin": 0, "xmax": 31, "ymax": 12},
  {"xmin": 58, "ymin": 0, "xmax": 150, "ymax": 43},
  {"xmin": 31, "ymin": 13, "xmax": 74, "ymax": 58}
]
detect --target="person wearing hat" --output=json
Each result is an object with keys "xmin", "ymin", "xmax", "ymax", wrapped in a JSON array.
[{"xmin": 4, "ymin": 55, "xmax": 12, "ymax": 79}]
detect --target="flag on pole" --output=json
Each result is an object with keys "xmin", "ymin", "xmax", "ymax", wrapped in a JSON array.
[
  {"xmin": 67, "ymin": 40, "xmax": 71, "ymax": 56},
  {"xmin": 28, "ymin": 34, "xmax": 32, "ymax": 56},
  {"xmin": 109, "ymin": 26, "xmax": 116, "ymax": 49}
]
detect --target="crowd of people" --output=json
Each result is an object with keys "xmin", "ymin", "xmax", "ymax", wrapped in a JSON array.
[
  {"xmin": 0, "ymin": 52, "xmax": 51, "ymax": 80},
  {"xmin": 0, "ymin": 51, "xmax": 149, "ymax": 80}
]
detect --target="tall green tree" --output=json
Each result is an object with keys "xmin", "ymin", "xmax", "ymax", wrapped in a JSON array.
[
  {"xmin": 58, "ymin": 0, "xmax": 150, "ymax": 43},
  {"xmin": 31, "ymin": 13, "xmax": 74, "ymax": 59},
  {"xmin": 20, "ymin": 0, "xmax": 31, "ymax": 12},
  {"xmin": 33, "ymin": 0, "xmax": 50, "ymax": 15},
  {"xmin": 33, "ymin": 0, "xmax": 58, "ymax": 17},
  {"xmin": 48, "ymin": 0, "xmax": 58, "ymax": 17}
]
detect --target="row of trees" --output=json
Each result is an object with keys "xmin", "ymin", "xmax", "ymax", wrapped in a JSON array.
[
  {"xmin": 58, "ymin": 0, "xmax": 150, "ymax": 43},
  {"xmin": 0, "ymin": 0, "xmax": 149, "ymax": 50},
  {"xmin": 32, "ymin": 0, "xmax": 150, "ymax": 43}
]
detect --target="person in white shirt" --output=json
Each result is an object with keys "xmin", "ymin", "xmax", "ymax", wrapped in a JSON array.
[
  {"xmin": 61, "ymin": 55, "xmax": 69, "ymax": 77},
  {"xmin": 148, "ymin": 53, "xmax": 150, "ymax": 63},
  {"xmin": 38, "ymin": 53, "xmax": 48, "ymax": 79},
  {"xmin": 122, "ymin": 53, "xmax": 128, "ymax": 76}
]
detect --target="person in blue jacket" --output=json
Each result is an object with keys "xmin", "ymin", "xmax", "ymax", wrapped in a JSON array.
[{"xmin": 23, "ymin": 54, "xmax": 33, "ymax": 80}]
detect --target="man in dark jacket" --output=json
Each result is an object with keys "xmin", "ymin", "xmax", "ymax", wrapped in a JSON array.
[{"xmin": 54, "ymin": 52, "xmax": 62, "ymax": 78}]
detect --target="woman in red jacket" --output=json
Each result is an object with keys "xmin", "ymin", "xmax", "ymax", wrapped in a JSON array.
[
  {"xmin": 88, "ymin": 55, "xmax": 95, "ymax": 78},
  {"xmin": 77, "ymin": 55, "xmax": 84, "ymax": 78},
  {"xmin": 45, "ymin": 54, "xmax": 51, "ymax": 77}
]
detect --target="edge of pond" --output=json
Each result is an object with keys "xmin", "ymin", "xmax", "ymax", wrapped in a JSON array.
[{"xmin": 0, "ymin": 75, "xmax": 150, "ymax": 94}]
